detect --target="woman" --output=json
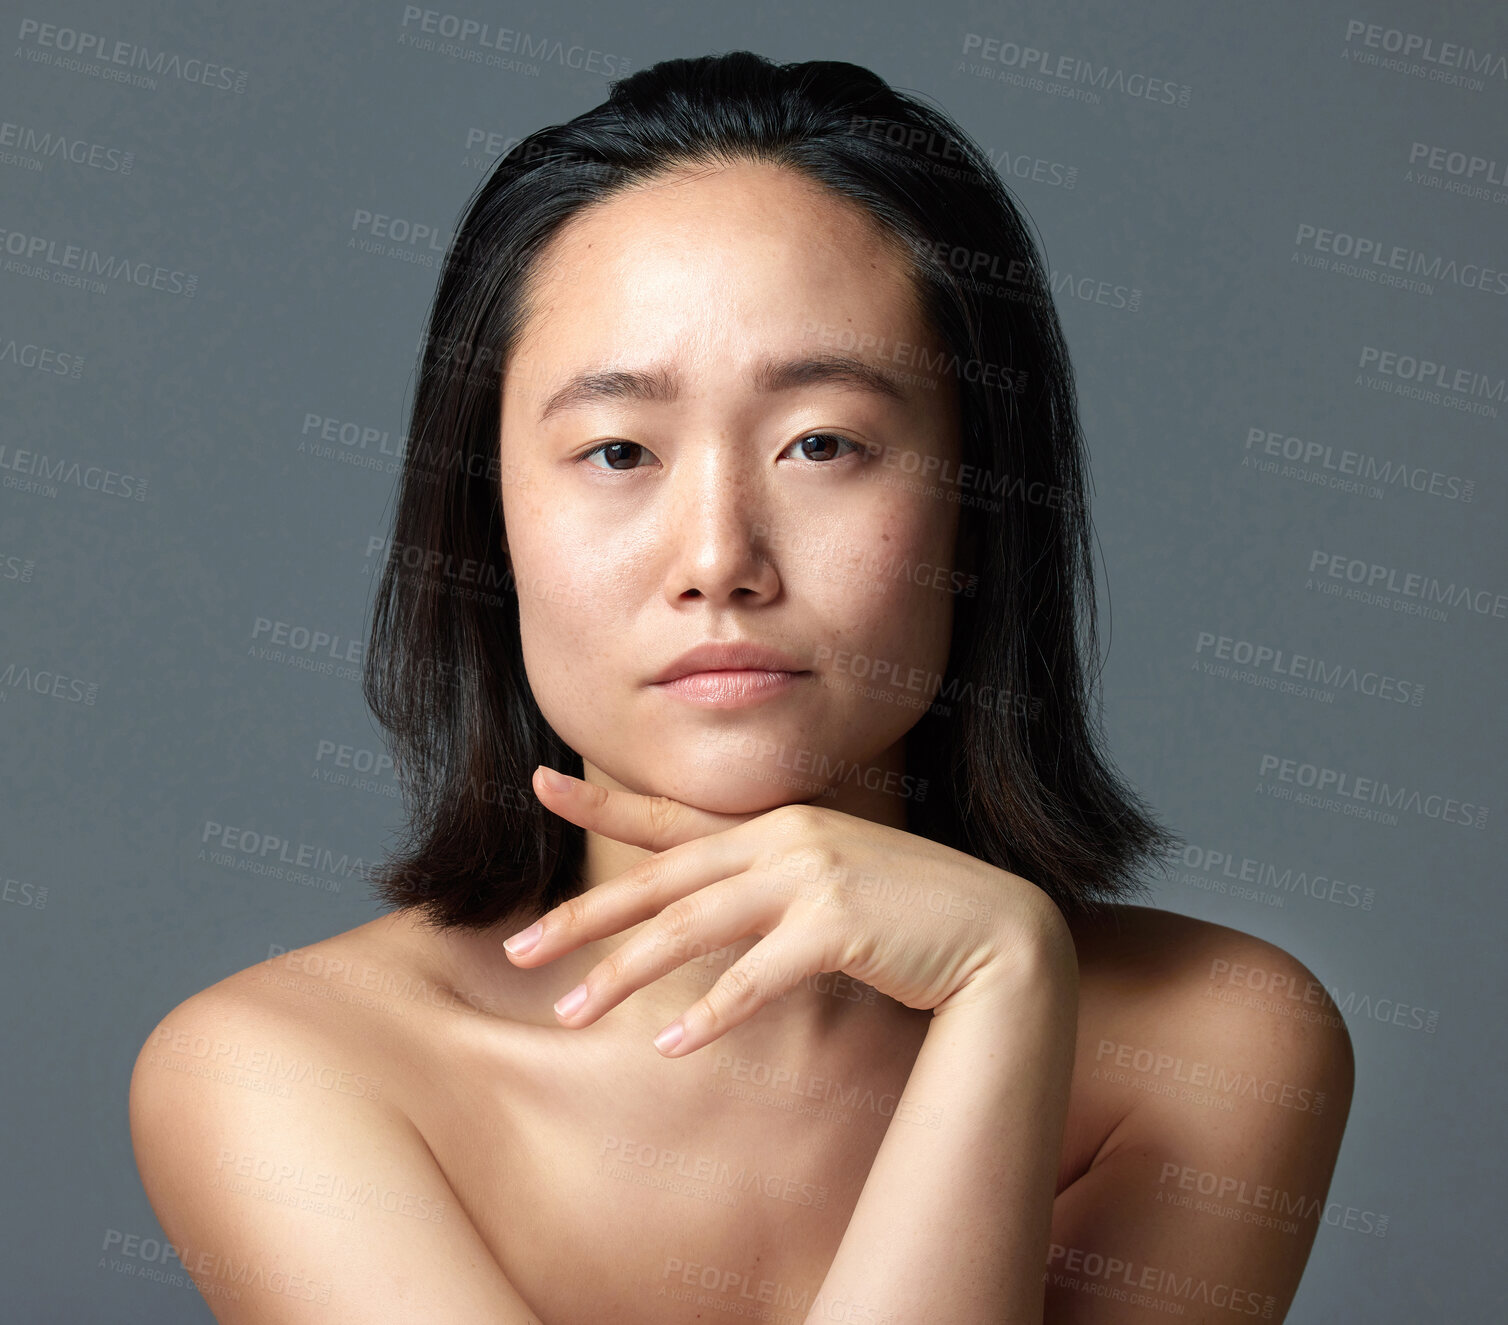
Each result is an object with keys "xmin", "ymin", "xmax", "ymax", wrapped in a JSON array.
[{"xmin": 130, "ymin": 52, "xmax": 1353, "ymax": 1323}]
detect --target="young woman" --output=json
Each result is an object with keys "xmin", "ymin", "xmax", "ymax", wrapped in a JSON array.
[{"xmin": 131, "ymin": 52, "xmax": 1354, "ymax": 1324}]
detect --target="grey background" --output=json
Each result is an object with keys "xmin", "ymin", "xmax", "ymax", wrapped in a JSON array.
[{"xmin": 2, "ymin": 0, "xmax": 1503, "ymax": 1320}]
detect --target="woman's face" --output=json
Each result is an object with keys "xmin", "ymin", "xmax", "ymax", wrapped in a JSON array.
[{"xmin": 498, "ymin": 160, "xmax": 963, "ymax": 816}]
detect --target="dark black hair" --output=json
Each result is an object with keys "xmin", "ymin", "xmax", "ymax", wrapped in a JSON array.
[{"xmin": 363, "ymin": 50, "xmax": 1178, "ymax": 933}]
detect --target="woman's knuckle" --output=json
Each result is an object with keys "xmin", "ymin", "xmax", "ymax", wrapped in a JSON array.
[
  {"xmin": 622, "ymin": 860, "xmax": 663, "ymax": 901},
  {"xmin": 771, "ymin": 802, "xmax": 821, "ymax": 838},
  {"xmin": 555, "ymin": 894, "xmax": 589, "ymax": 930},
  {"xmin": 659, "ymin": 896, "xmax": 701, "ymax": 941},
  {"xmin": 646, "ymin": 795, "xmax": 679, "ymax": 839},
  {"xmin": 720, "ymin": 962, "xmax": 760, "ymax": 1003},
  {"xmin": 814, "ymin": 843, "xmax": 846, "ymax": 880}
]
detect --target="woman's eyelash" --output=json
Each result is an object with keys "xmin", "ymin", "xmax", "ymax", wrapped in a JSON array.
[
  {"xmin": 578, "ymin": 440, "xmax": 649, "ymax": 470},
  {"xmin": 578, "ymin": 433, "xmax": 872, "ymax": 470},
  {"xmin": 787, "ymin": 433, "xmax": 872, "ymax": 463}
]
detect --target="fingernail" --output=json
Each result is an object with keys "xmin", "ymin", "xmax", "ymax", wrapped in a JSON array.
[
  {"xmin": 653, "ymin": 1020, "xmax": 684, "ymax": 1054},
  {"xmin": 503, "ymin": 921, "xmax": 542, "ymax": 956},
  {"xmin": 554, "ymin": 983, "xmax": 588, "ymax": 1018},
  {"xmin": 537, "ymin": 766, "xmax": 572, "ymax": 792}
]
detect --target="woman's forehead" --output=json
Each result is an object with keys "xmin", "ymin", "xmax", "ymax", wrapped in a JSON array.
[
  {"xmin": 528, "ymin": 163, "xmax": 918, "ymax": 309},
  {"xmin": 507, "ymin": 189, "xmax": 928, "ymax": 394}
]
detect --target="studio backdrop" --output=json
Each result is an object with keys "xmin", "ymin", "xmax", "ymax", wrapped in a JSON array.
[{"xmin": 1, "ymin": 1, "xmax": 1503, "ymax": 1321}]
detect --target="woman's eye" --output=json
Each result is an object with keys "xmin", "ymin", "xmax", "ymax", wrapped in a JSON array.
[
  {"xmin": 578, "ymin": 433, "xmax": 869, "ymax": 471},
  {"xmin": 580, "ymin": 441, "xmax": 652, "ymax": 470},
  {"xmin": 785, "ymin": 433, "xmax": 868, "ymax": 463}
]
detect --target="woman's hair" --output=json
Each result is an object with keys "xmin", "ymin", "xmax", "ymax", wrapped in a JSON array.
[{"xmin": 363, "ymin": 50, "xmax": 1179, "ymax": 932}]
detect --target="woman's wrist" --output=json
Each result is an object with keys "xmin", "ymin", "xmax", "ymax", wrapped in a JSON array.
[{"xmin": 937, "ymin": 893, "xmax": 1080, "ymax": 1019}]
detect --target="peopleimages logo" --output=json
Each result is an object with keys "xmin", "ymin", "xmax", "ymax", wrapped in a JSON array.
[
  {"xmin": 958, "ymin": 34, "xmax": 1193, "ymax": 106},
  {"xmin": 0, "ymin": 225, "xmax": 198, "ymax": 296},
  {"xmin": 1408, "ymin": 143, "xmax": 1508, "ymax": 186},
  {"xmin": 0, "ymin": 120, "xmax": 134, "ymax": 174},
  {"xmin": 1357, "ymin": 345, "xmax": 1506, "ymax": 411},
  {"xmin": 1308, "ymin": 551, "xmax": 1507, "ymax": 620},
  {"xmin": 396, "ymin": 6, "xmax": 632, "ymax": 77},
  {"xmin": 1167, "ymin": 842, "xmax": 1376, "ymax": 911},
  {"xmin": 1293, "ymin": 223, "xmax": 1508, "ymax": 295},
  {"xmin": 1342, "ymin": 20, "xmax": 1508, "ymax": 83},
  {"xmin": 1257, "ymin": 754, "xmax": 1488, "ymax": 829},
  {"xmin": 15, "ymin": 20, "xmax": 250, "ymax": 92},
  {"xmin": 0, "ymin": 443, "xmax": 147, "ymax": 500},
  {"xmin": 1194, "ymin": 630, "xmax": 1425, "ymax": 705},
  {"xmin": 0, "ymin": 338, "xmax": 85, "ymax": 376},
  {"xmin": 1244, "ymin": 427, "xmax": 1476, "ymax": 503}
]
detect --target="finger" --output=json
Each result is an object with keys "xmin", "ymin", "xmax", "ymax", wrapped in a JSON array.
[
  {"xmin": 652, "ymin": 926, "xmax": 833, "ymax": 1058},
  {"xmin": 531, "ymin": 765, "xmax": 758, "ymax": 851},
  {"xmin": 549, "ymin": 872, "xmax": 782, "ymax": 1027},
  {"xmin": 503, "ymin": 822, "xmax": 762, "ymax": 966}
]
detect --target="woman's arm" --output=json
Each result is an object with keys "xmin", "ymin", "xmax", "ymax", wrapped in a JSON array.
[
  {"xmin": 1043, "ymin": 928, "xmax": 1355, "ymax": 1323},
  {"xmin": 804, "ymin": 913, "xmax": 1080, "ymax": 1325},
  {"xmin": 128, "ymin": 983, "xmax": 548, "ymax": 1325},
  {"xmin": 501, "ymin": 778, "xmax": 1093, "ymax": 1322}
]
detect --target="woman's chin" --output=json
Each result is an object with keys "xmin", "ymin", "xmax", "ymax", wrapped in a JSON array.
[{"xmin": 660, "ymin": 771, "xmax": 829, "ymax": 817}]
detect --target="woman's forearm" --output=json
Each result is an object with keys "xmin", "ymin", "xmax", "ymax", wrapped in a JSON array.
[{"xmin": 805, "ymin": 927, "xmax": 1080, "ymax": 1325}]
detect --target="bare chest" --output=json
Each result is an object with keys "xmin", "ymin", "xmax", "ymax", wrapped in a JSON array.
[
  {"xmin": 401, "ymin": 1001, "xmax": 1120, "ymax": 1325},
  {"xmin": 417, "ymin": 1026, "xmax": 911, "ymax": 1325}
]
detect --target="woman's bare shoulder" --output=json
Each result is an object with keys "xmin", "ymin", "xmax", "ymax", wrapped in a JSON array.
[
  {"xmin": 1068, "ymin": 901, "xmax": 1355, "ymax": 1122},
  {"xmin": 125, "ymin": 914, "xmax": 546, "ymax": 1321},
  {"xmin": 127, "ymin": 917, "xmax": 419, "ymax": 1140},
  {"xmin": 1072, "ymin": 901, "xmax": 1340, "ymax": 999},
  {"xmin": 1049, "ymin": 911, "xmax": 1355, "ymax": 1316},
  {"xmin": 129, "ymin": 909, "xmax": 505, "ymax": 1083}
]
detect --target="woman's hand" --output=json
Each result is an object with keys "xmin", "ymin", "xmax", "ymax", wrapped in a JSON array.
[{"xmin": 501, "ymin": 765, "xmax": 1075, "ymax": 1057}]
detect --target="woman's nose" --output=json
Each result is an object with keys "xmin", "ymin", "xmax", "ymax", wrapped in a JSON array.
[{"xmin": 661, "ymin": 459, "xmax": 780, "ymax": 602}]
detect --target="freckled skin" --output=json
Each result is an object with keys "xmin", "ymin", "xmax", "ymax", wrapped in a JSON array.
[
  {"xmin": 497, "ymin": 160, "xmax": 962, "ymax": 822},
  {"xmin": 129, "ymin": 160, "xmax": 1350, "ymax": 1325}
]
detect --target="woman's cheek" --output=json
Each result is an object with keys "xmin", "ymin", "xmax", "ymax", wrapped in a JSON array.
[{"xmin": 510, "ymin": 506, "xmax": 617, "ymax": 611}]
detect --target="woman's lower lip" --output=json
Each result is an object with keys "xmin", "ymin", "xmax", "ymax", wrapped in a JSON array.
[{"xmin": 651, "ymin": 669, "xmax": 810, "ymax": 706}]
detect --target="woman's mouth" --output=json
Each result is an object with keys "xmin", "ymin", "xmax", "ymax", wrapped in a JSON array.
[{"xmin": 649, "ymin": 668, "xmax": 810, "ymax": 708}]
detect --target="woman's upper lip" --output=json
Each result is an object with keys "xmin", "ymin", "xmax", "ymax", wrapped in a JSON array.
[{"xmin": 650, "ymin": 642, "xmax": 810, "ymax": 684}]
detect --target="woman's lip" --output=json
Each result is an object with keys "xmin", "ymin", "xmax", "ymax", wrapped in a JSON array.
[{"xmin": 650, "ymin": 668, "xmax": 811, "ymax": 707}]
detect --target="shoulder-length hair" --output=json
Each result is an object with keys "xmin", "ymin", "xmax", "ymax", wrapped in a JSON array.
[{"xmin": 363, "ymin": 50, "xmax": 1178, "ymax": 932}]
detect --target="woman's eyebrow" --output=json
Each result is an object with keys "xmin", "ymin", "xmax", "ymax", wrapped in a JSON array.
[{"xmin": 535, "ymin": 352, "xmax": 910, "ymax": 423}]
